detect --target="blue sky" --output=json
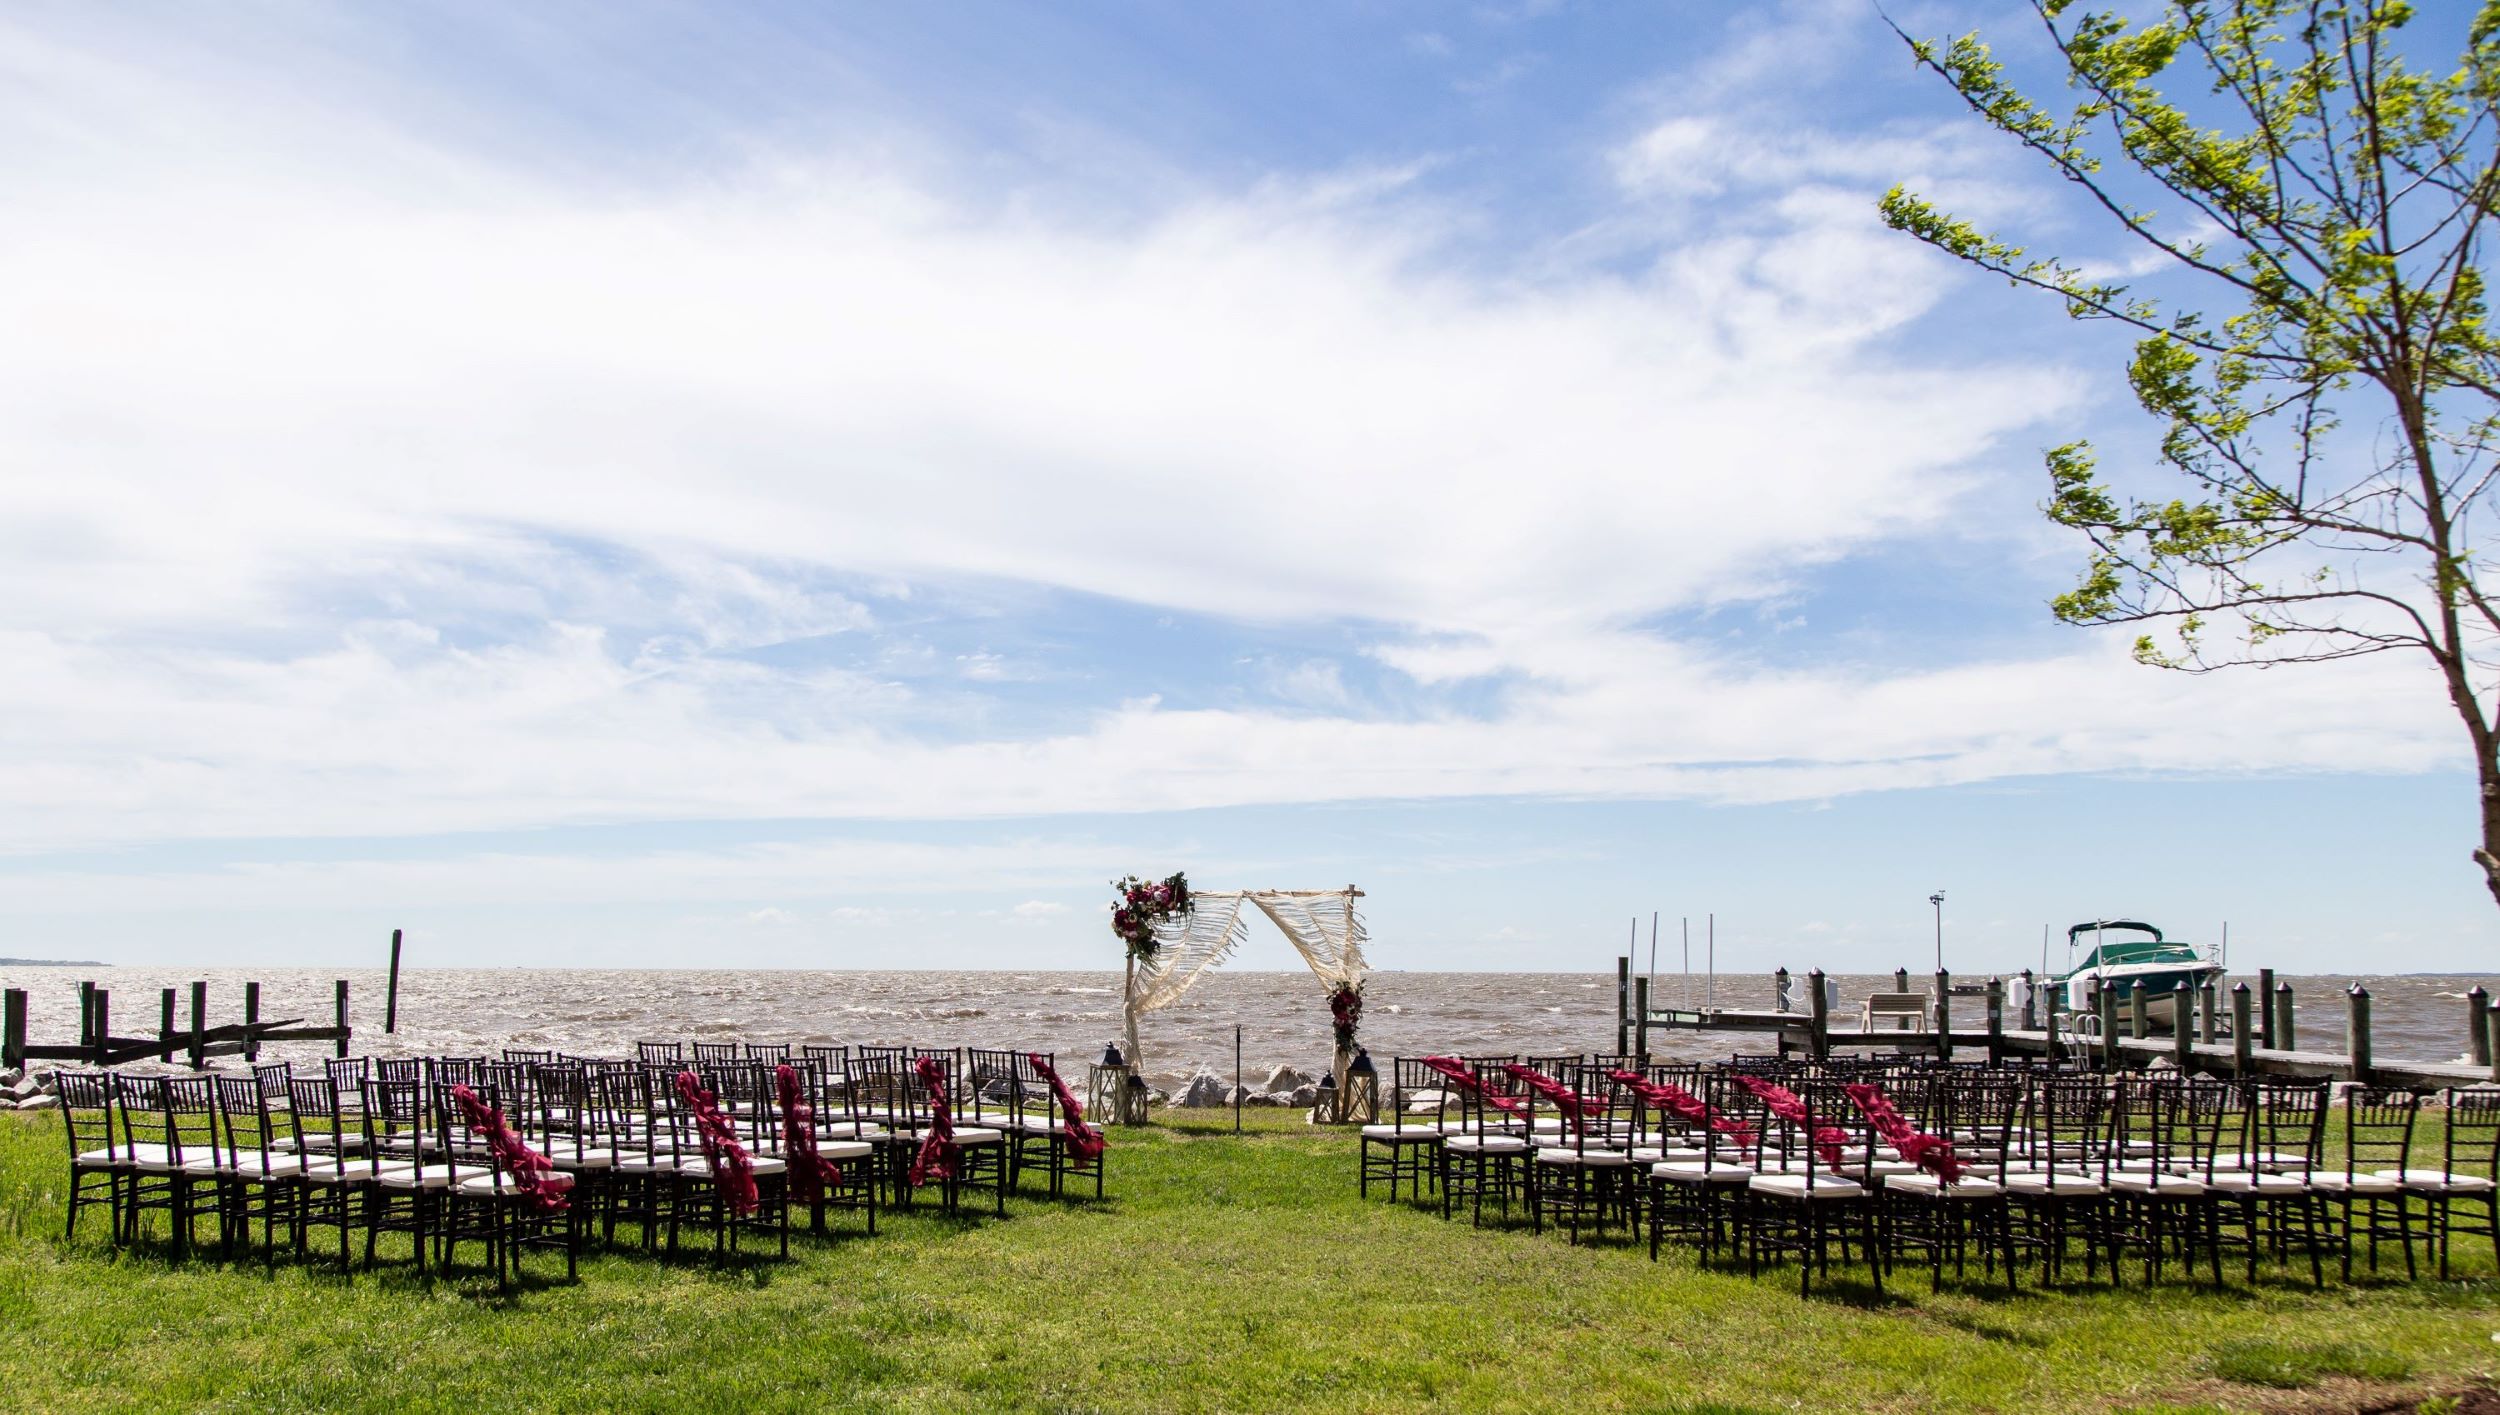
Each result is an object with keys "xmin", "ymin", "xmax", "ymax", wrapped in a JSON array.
[{"xmin": 0, "ymin": 1, "xmax": 2488, "ymax": 973}]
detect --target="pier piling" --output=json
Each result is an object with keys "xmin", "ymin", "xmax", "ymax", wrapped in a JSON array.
[
  {"xmin": 1615, "ymin": 956, "xmax": 1630, "ymax": 1054},
  {"xmin": 89, "ymin": 991, "xmax": 108, "ymax": 1065},
  {"xmin": 1934, "ymin": 970, "xmax": 1953, "ymax": 1062},
  {"xmin": 1986, "ymin": 977, "xmax": 2004, "ymax": 1063},
  {"xmin": 2200, "ymin": 981, "xmax": 2219, "ymax": 1044},
  {"xmin": 2348, "ymin": 986, "xmax": 2373, "ymax": 1084},
  {"xmin": 2096, "ymin": 986, "xmax": 2119, "ymax": 1072},
  {"xmin": 2488, "ymin": 1010, "xmax": 2500, "ymax": 1084},
  {"xmin": 2277, "ymin": 981, "xmax": 2297, "ymax": 1051},
  {"xmin": 1807, "ymin": 969, "xmax": 1830, "ymax": 1061},
  {"xmin": 2258, "ymin": 968, "xmax": 2276, "ymax": 1048},
  {"xmin": 245, "ymin": 981, "xmax": 261, "ymax": 1062},
  {"xmin": 187, "ymin": 980, "xmax": 206, "ymax": 1070},
  {"xmin": 2231, "ymin": 984, "xmax": 2253, "ymax": 1076},
  {"xmin": 2, "ymin": 989, "xmax": 24, "ymax": 1072},
  {"xmin": 1634, "ymin": 975, "xmax": 1651, "ymax": 1064},
  {"xmin": 1774, "ymin": 967, "xmax": 1790, "ymax": 1013},
  {"xmin": 2128, "ymin": 986, "xmax": 2148, "ymax": 1041},
  {"xmin": 2172, "ymin": 981, "xmax": 2194, "ymax": 1071},
  {"xmin": 2019, "ymin": 969, "xmax": 2036, "ymax": 1031},
  {"xmin": 334, "ymin": 980, "xmax": 351, "ymax": 1059},
  {"xmin": 2471, "ymin": 986, "xmax": 2491, "ymax": 1068},
  {"xmin": 385, "ymin": 927, "xmax": 404, "ymax": 1035},
  {"xmin": 77, "ymin": 981, "xmax": 95, "ymax": 1049},
  {"xmin": 158, "ymin": 988, "xmax": 175, "ymax": 1064}
]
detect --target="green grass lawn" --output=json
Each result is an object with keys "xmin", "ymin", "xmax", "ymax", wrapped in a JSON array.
[{"xmin": 0, "ymin": 1108, "xmax": 2494, "ymax": 1413}]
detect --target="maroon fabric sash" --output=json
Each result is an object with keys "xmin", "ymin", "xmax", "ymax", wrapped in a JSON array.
[
  {"xmin": 1501, "ymin": 1064, "xmax": 1598, "ymax": 1135},
  {"xmin": 1840, "ymin": 1082, "xmax": 1967, "ymax": 1183},
  {"xmin": 907, "ymin": 1056, "xmax": 960, "ymax": 1188},
  {"xmin": 774, "ymin": 1064, "xmax": 844, "ymax": 1203},
  {"xmin": 1417, "ymin": 1055, "xmax": 1530, "ymax": 1118},
  {"xmin": 1602, "ymin": 1069, "xmax": 1757, "ymax": 1155},
  {"xmin": 1732, "ymin": 1075, "xmax": 1847, "ymax": 1167},
  {"xmin": 448, "ymin": 1083, "xmax": 567, "ymax": 1212},
  {"xmin": 1027, "ymin": 1053, "xmax": 1106, "ymax": 1161},
  {"xmin": 674, "ymin": 1070, "xmax": 760, "ymax": 1216}
]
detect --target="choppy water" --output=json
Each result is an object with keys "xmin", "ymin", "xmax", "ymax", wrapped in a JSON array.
[{"xmin": 1, "ymin": 967, "xmax": 2490, "ymax": 1087}]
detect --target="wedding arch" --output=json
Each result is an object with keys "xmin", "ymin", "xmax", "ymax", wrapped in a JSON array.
[{"xmin": 1112, "ymin": 878, "xmax": 1369, "ymax": 1097}]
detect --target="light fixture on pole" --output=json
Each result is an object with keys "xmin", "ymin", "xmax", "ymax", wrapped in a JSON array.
[{"xmin": 1928, "ymin": 891, "xmax": 1946, "ymax": 971}]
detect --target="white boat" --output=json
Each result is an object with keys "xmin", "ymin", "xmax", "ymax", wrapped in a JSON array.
[{"xmin": 2054, "ymin": 920, "xmax": 2225, "ymax": 1032}]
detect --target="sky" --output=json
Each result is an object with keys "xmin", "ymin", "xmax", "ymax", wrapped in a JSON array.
[{"xmin": 0, "ymin": 1, "xmax": 2489, "ymax": 976}]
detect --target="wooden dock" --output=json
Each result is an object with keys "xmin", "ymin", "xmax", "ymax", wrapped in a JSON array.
[
  {"xmin": 1614, "ymin": 959, "xmax": 2500, "ymax": 1092},
  {"xmin": 2, "ymin": 978, "xmax": 356, "ymax": 1072}
]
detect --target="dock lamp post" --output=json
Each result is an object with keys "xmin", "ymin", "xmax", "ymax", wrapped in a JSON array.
[{"xmin": 1929, "ymin": 891, "xmax": 1945, "ymax": 971}]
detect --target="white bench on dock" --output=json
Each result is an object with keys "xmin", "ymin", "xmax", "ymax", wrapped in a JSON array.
[{"xmin": 1859, "ymin": 991, "xmax": 1930, "ymax": 1032}]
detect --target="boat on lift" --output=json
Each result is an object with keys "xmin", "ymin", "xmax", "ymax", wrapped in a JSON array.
[{"xmin": 2054, "ymin": 920, "xmax": 2225, "ymax": 1031}]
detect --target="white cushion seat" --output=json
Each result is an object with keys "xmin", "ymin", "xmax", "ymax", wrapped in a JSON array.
[
  {"xmin": 1654, "ymin": 1161, "xmax": 1753, "ymax": 1184},
  {"xmin": 1749, "ymin": 1173, "xmax": 1864, "ymax": 1199},
  {"xmin": 72, "ymin": 1148, "xmax": 135, "ymax": 1169},
  {"xmin": 2308, "ymin": 1171, "xmax": 2403, "ymax": 1195},
  {"xmin": 375, "ymin": 1163, "xmax": 495, "ymax": 1190},
  {"xmin": 1443, "ymin": 1134, "xmax": 1529, "ymax": 1154},
  {"xmin": 2208, "ymin": 1151, "xmax": 2304, "ymax": 1172},
  {"xmin": 1842, "ymin": 1160, "xmax": 1922, "ymax": 1181},
  {"xmin": 1629, "ymin": 1145, "xmax": 1708, "ymax": 1164},
  {"xmin": 1535, "ymin": 1148, "xmax": 1633, "ymax": 1167},
  {"xmin": 675, "ymin": 1155, "xmax": 790, "ymax": 1178},
  {"xmin": 1884, "ymin": 1173, "xmax": 2002, "ymax": 1198},
  {"xmin": 2205, "ymin": 1172, "xmax": 2313, "ymax": 1194},
  {"xmin": 2004, "ymin": 1172, "xmax": 2106, "ymax": 1197},
  {"xmin": 889, "ymin": 1126, "xmax": 1003, "ymax": 1147},
  {"xmin": 539, "ymin": 1147, "xmax": 617, "ymax": 1170},
  {"xmin": 1359, "ymin": 1125, "xmax": 1442, "ymax": 1143},
  {"xmin": 2379, "ymin": 1168, "xmax": 2495, "ymax": 1194},
  {"xmin": 2108, "ymin": 1172, "xmax": 2206, "ymax": 1196},
  {"xmin": 299, "ymin": 1160, "xmax": 392, "ymax": 1185},
  {"xmin": 816, "ymin": 1140, "xmax": 876, "ymax": 1162},
  {"xmin": 456, "ymin": 1170, "xmax": 577, "ymax": 1198}
]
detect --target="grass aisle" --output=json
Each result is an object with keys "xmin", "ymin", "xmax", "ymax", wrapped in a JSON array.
[{"xmin": 0, "ymin": 1109, "xmax": 2494, "ymax": 1413}]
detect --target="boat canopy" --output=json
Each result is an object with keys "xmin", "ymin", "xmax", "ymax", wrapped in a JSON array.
[{"xmin": 2064, "ymin": 920, "xmax": 2203, "ymax": 974}]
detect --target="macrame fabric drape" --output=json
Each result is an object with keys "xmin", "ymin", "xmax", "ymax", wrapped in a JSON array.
[{"xmin": 1122, "ymin": 888, "xmax": 1368, "ymax": 1077}]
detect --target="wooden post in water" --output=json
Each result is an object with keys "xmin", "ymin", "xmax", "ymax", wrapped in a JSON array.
[
  {"xmin": 245, "ymin": 981, "xmax": 261, "ymax": 1063},
  {"xmin": 1773, "ymin": 967, "xmax": 1790, "ymax": 1013},
  {"xmin": 2231, "ymin": 984, "xmax": 2253, "ymax": 1077},
  {"xmin": 1, "ymin": 989, "xmax": 25, "ymax": 1073},
  {"xmin": 2019, "ymin": 969, "xmax": 2037, "ymax": 1030},
  {"xmin": 1807, "ymin": 969, "xmax": 1830, "ymax": 1061},
  {"xmin": 2258, "ymin": 967, "xmax": 2276, "ymax": 1048},
  {"xmin": 187, "ymin": 980, "xmax": 207, "ymax": 1070},
  {"xmin": 1634, "ymin": 975, "xmax": 1651, "ymax": 1064},
  {"xmin": 2276, "ymin": 981, "xmax": 2297, "ymax": 1051},
  {"xmin": 1894, "ymin": 967, "xmax": 1910, "ymax": 994},
  {"xmin": 1985, "ymin": 976, "xmax": 2004, "ymax": 1063},
  {"xmin": 1615, "ymin": 956, "xmax": 1630, "ymax": 1054},
  {"xmin": 158, "ymin": 988, "xmax": 175, "ymax": 1064},
  {"xmin": 2128, "ymin": 985, "xmax": 2149, "ymax": 1041},
  {"xmin": 1934, "ymin": 970, "xmax": 1953, "ymax": 1062},
  {"xmin": 334, "ymin": 979, "xmax": 351, "ymax": 1059},
  {"xmin": 2488, "ymin": 1010, "xmax": 2500, "ymax": 1084},
  {"xmin": 2173, "ymin": 981, "xmax": 2195, "ymax": 1072},
  {"xmin": 89, "ymin": 991, "xmax": 109, "ymax": 1065},
  {"xmin": 2470, "ymin": 986, "xmax": 2492, "ymax": 1069},
  {"xmin": 77, "ymin": 981, "xmax": 95, "ymax": 1049},
  {"xmin": 2347, "ymin": 986, "xmax": 2372, "ymax": 1084},
  {"xmin": 385, "ymin": 927, "xmax": 403, "ymax": 1034},
  {"xmin": 2200, "ymin": 982, "xmax": 2219, "ymax": 1044}
]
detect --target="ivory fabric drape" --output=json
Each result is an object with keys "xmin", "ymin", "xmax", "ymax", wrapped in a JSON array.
[{"xmin": 1121, "ymin": 888, "xmax": 1368, "ymax": 1078}]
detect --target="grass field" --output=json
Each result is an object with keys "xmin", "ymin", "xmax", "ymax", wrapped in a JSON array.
[{"xmin": 0, "ymin": 1107, "xmax": 2493, "ymax": 1413}]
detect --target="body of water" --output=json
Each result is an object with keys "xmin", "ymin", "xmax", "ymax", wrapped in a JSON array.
[{"xmin": 1, "ymin": 967, "xmax": 2490, "ymax": 1087}]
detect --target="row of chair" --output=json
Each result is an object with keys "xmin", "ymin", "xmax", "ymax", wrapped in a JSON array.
[
  {"xmin": 1360, "ymin": 1054, "xmax": 2500, "ymax": 1293},
  {"xmin": 53, "ymin": 1041, "xmax": 1107, "ymax": 1287}
]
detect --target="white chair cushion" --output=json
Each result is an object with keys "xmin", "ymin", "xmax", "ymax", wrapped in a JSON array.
[
  {"xmin": 2004, "ymin": 1172, "xmax": 2105, "ymax": 1197},
  {"xmin": 2377, "ymin": 1168, "xmax": 2496, "ymax": 1194},
  {"xmin": 2205, "ymin": 1172, "xmax": 2312, "ymax": 1194},
  {"xmin": 298, "ymin": 1160, "xmax": 390, "ymax": 1184},
  {"xmin": 816, "ymin": 1140, "xmax": 876, "ymax": 1161},
  {"xmin": 2108, "ymin": 1172, "xmax": 2206, "ymax": 1196},
  {"xmin": 456, "ymin": 1171, "xmax": 577, "ymax": 1197},
  {"xmin": 1884, "ymin": 1173, "xmax": 2001, "ymax": 1198},
  {"xmin": 1749, "ymin": 1173, "xmax": 1864, "ymax": 1199},
  {"xmin": 675, "ymin": 1155, "xmax": 790, "ymax": 1178},
  {"xmin": 1443, "ymin": 1135, "xmax": 1529, "ymax": 1154},
  {"xmin": 1359, "ymin": 1125, "xmax": 1441, "ymax": 1142},
  {"xmin": 1654, "ymin": 1161, "xmax": 1754, "ymax": 1184},
  {"xmin": 1535, "ymin": 1148, "xmax": 1633, "ymax": 1167}
]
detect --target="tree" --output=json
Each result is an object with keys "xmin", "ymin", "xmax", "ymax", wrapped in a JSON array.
[{"xmin": 1880, "ymin": 1, "xmax": 2500, "ymax": 906}]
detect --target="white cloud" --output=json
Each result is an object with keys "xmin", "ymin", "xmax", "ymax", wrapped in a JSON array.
[{"xmin": 1011, "ymin": 900, "xmax": 1071, "ymax": 920}]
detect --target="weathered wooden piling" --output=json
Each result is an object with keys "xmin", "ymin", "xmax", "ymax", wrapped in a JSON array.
[
  {"xmin": 1774, "ymin": 967, "xmax": 1790, "ymax": 1013},
  {"xmin": 1807, "ymin": 968, "xmax": 1830, "ymax": 1061},
  {"xmin": 2258, "ymin": 967, "xmax": 2276, "ymax": 1047},
  {"xmin": 2128, "ymin": 986, "xmax": 2149, "ymax": 1041},
  {"xmin": 88, "ymin": 991, "xmax": 108, "ymax": 1065},
  {"xmin": 245, "ymin": 981, "xmax": 261, "ymax": 1062},
  {"xmin": 1, "ymin": 989, "xmax": 24, "ymax": 1072},
  {"xmin": 1633, "ymin": 975, "xmax": 1651, "ymax": 1063},
  {"xmin": 1934, "ymin": 970, "xmax": 1953, "ymax": 1062},
  {"xmin": 2471, "ymin": 986, "xmax": 2491, "ymax": 1068},
  {"xmin": 2172, "ymin": 980, "xmax": 2194, "ymax": 1071},
  {"xmin": 187, "ymin": 980, "xmax": 207, "ymax": 1069},
  {"xmin": 2019, "ymin": 969, "xmax": 2037, "ymax": 1030},
  {"xmin": 2348, "ymin": 985, "xmax": 2373, "ymax": 1084},
  {"xmin": 158, "ymin": 988, "xmax": 176, "ymax": 1064},
  {"xmin": 2276, "ymin": 981, "xmax": 2297, "ymax": 1051},
  {"xmin": 2231, "ymin": 984, "xmax": 2254, "ymax": 1075},
  {"xmin": 2200, "ymin": 981, "xmax": 2219, "ymax": 1043},
  {"xmin": 76, "ymin": 981, "xmax": 95, "ymax": 1049},
  {"xmin": 1986, "ymin": 976, "xmax": 2005, "ymax": 1063},
  {"xmin": 2096, "ymin": 985, "xmax": 2119, "ymax": 1071},
  {"xmin": 385, "ymin": 926, "xmax": 404, "ymax": 1034},
  {"xmin": 334, "ymin": 980, "xmax": 352, "ymax": 1059}
]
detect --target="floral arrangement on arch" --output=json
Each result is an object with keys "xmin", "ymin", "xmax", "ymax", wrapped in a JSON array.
[
  {"xmin": 1329, "ymin": 980, "xmax": 1363, "ymax": 1051},
  {"xmin": 1110, "ymin": 872, "xmax": 1192, "ymax": 961}
]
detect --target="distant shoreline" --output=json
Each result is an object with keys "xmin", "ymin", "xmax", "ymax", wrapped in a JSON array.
[{"xmin": 0, "ymin": 959, "xmax": 105, "ymax": 967}]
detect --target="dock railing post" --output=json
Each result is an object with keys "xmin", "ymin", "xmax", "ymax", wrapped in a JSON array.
[
  {"xmin": 2019, "ymin": 969, "xmax": 2037, "ymax": 1031},
  {"xmin": 1616, "ymin": 956, "xmax": 1630, "ymax": 1054},
  {"xmin": 1774, "ymin": 967, "xmax": 1790, "ymax": 1013},
  {"xmin": 1634, "ymin": 975, "xmax": 1651, "ymax": 1065},
  {"xmin": 245, "ymin": 981, "xmax": 261, "ymax": 1063},
  {"xmin": 90, "ymin": 991, "xmax": 109, "ymax": 1065},
  {"xmin": 2276, "ymin": 982, "xmax": 2297, "ymax": 1051},
  {"xmin": 335, "ymin": 980, "xmax": 351, "ymax": 1059},
  {"xmin": 77, "ymin": 981, "xmax": 95, "ymax": 1050},
  {"xmin": 2470, "ymin": 986, "xmax": 2491, "ymax": 1069},
  {"xmin": 2128, "ymin": 986, "xmax": 2149, "ymax": 1041},
  {"xmin": 2488, "ymin": 1010, "xmax": 2500, "ymax": 1084},
  {"xmin": 2258, "ymin": 967, "xmax": 2276, "ymax": 1048},
  {"xmin": 1986, "ymin": 976, "xmax": 2004, "ymax": 1063},
  {"xmin": 2347, "ymin": 985, "xmax": 2372, "ymax": 1084},
  {"xmin": 2, "ymin": 989, "xmax": 24, "ymax": 1073},
  {"xmin": 187, "ymin": 980, "xmax": 207, "ymax": 1070},
  {"xmin": 1807, "ymin": 969, "xmax": 1830, "ymax": 1062},
  {"xmin": 158, "ymin": 988, "xmax": 176, "ymax": 1064},
  {"xmin": 2231, "ymin": 984, "xmax": 2253, "ymax": 1077},
  {"xmin": 2172, "ymin": 981, "xmax": 2194, "ymax": 1072},
  {"xmin": 2200, "ymin": 982, "xmax": 2219, "ymax": 1044},
  {"xmin": 1894, "ymin": 967, "xmax": 1909, "ymax": 995}
]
